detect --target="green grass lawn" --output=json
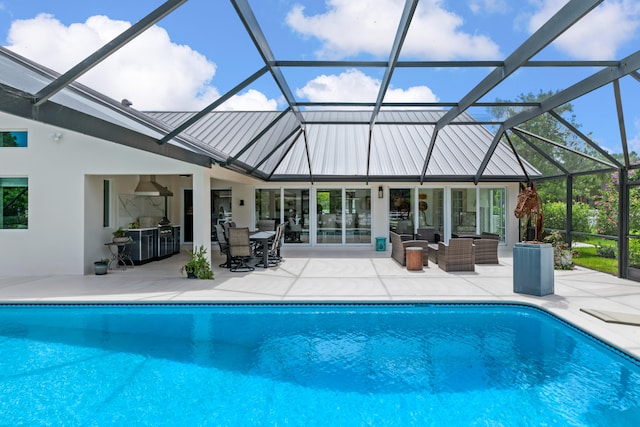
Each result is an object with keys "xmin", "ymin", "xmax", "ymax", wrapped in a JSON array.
[{"xmin": 572, "ymin": 237, "xmax": 618, "ymax": 275}]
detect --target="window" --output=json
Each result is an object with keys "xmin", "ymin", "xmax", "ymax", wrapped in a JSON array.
[
  {"xmin": 0, "ymin": 177, "xmax": 28, "ymax": 229},
  {"xmin": 255, "ymin": 188, "xmax": 281, "ymax": 226},
  {"xmin": 0, "ymin": 131, "xmax": 28, "ymax": 147}
]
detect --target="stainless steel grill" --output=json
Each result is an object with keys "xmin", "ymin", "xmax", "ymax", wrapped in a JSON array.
[{"xmin": 157, "ymin": 224, "xmax": 173, "ymax": 258}]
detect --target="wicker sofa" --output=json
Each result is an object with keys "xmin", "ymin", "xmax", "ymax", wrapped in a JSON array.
[{"xmin": 389, "ymin": 231, "xmax": 429, "ymax": 267}]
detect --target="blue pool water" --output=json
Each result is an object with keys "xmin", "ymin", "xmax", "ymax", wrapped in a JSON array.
[{"xmin": 1, "ymin": 303, "xmax": 639, "ymax": 426}]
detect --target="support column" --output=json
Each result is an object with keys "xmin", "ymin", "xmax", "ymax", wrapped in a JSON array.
[
  {"xmin": 566, "ymin": 175, "xmax": 573, "ymax": 247},
  {"xmin": 618, "ymin": 168, "xmax": 629, "ymax": 278},
  {"xmin": 192, "ymin": 170, "xmax": 212, "ymax": 264}
]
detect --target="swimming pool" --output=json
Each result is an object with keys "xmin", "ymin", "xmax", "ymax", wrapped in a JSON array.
[{"xmin": 1, "ymin": 303, "xmax": 639, "ymax": 425}]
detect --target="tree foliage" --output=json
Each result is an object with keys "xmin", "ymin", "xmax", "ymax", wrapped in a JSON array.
[{"xmin": 490, "ymin": 90, "xmax": 608, "ymax": 204}]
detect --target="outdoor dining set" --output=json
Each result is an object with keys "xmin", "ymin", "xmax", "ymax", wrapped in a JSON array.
[{"xmin": 214, "ymin": 220, "xmax": 284, "ymax": 272}]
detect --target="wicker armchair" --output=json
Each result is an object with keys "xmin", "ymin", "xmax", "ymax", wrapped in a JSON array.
[
  {"xmin": 228, "ymin": 227, "xmax": 254, "ymax": 272},
  {"xmin": 474, "ymin": 238, "xmax": 499, "ymax": 264},
  {"xmin": 480, "ymin": 232, "xmax": 500, "ymax": 240},
  {"xmin": 389, "ymin": 231, "xmax": 429, "ymax": 266},
  {"xmin": 437, "ymin": 238, "xmax": 475, "ymax": 272},
  {"xmin": 416, "ymin": 227, "xmax": 439, "ymax": 243}
]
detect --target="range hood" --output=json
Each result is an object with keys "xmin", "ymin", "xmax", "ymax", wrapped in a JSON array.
[{"xmin": 134, "ymin": 175, "xmax": 173, "ymax": 197}]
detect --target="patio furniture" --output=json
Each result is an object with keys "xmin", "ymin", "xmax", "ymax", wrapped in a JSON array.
[
  {"xmin": 406, "ymin": 247, "xmax": 424, "ymax": 271},
  {"xmin": 389, "ymin": 231, "xmax": 429, "ymax": 267},
  {"xmin": 437, "ymin": 238, "xmax": 475, "ymax": 272},
  {"xmin": 228, "ymin": 227, "xmax": 254, "ymax": 272},
  {"xmin": 258, "ymin": 219, "xmax": 276, "ymax": 231},
  {"xmin": 481, "ymin": 232, "xmax": 500, "ymax": 240},
  {"xmin": 255, "ymin": 223, "xmax": 285, "ymax": 268},
  {"xmin": 214, "ymin": 224, "xmax": 232, "ymax": 268},
  {"xmin": 250, "ymin": 229, "xmax": 276, "ymax": 269},
  {"xmin": 474, "ymin": 238, "xmax": 499, "ymax": 264},
  {"xmin": 104, "ymin": 240, "xmax": 134, "ymax": 270},
  {"xmin": 428, "ymin": 243, "xmax": 439, "ymax": 264},
  {"xmin": 416, "ymin": 227, "xmax": 439, "ymax": 243}
]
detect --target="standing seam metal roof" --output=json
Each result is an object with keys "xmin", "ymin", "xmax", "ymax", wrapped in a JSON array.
[{"xmin": 146, "ymin": 110, "xmax": 538, "ymax": 181}]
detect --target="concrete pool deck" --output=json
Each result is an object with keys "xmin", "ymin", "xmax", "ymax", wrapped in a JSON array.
[{"xmin": 1, "ymin": 245, "xmax": 640, "ymax": 360}]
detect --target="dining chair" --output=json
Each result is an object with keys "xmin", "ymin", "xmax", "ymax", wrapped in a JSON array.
[
  {"xmin": 228, "ymin": 227, "xmax": 254, "ymax": 272},
  {"xmin": 255, "ymin": 223, "xmax": 284, "ymax": 268},
  {"xmin": 214, "ymin": 224, "xmax": 232, "ymax": 268}
]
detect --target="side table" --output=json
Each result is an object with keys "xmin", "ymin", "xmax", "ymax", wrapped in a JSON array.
[
  {"xmin": 406, "ymin": 247, "xmax": 423, "ymax": 271},
  {"xmin": 105, "ymin": 241, "xmax": 134, "ymax": 270}
]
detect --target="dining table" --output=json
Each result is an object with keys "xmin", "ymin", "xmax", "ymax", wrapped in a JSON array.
[{"xmin": 249, "ymin": 230, "xmax": 276, "ymax": 268}]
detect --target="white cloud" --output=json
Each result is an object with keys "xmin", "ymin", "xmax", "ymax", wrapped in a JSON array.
[
  {"xmin": 469, "ymin": 0, "xmax": 510, "ymax": 14},
  {"xmin": 5, "ymin": 14, "xmax": 278, "ymax": 111},
  {"xmin": 218, "ymin": 89, "xmax": 279, "ymax": 111},
  {"xmin": 295, "ymin": 68, "xmax": 438, "ymax": 106},
  {"xmin": 286, "ymin": 0, "xmax": 500, "ymax": 60},
  {"xmin": 528, "ymin": 0, "xmax": 640, "ymax": 60}
]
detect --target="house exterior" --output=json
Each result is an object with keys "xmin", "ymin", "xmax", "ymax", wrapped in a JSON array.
[
  {"xmin": 0, "ymin": 48, "xmax": 534, "ymax": 276},
  {"xmin": 0, "ymin": 107, "xmax": 527, "ymax": 276}
]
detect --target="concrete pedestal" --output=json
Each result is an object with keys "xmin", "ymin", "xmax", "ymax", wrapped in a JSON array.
[{"xmin": 513, "ymin": 243, "xmax": 554, "ymax": 296}]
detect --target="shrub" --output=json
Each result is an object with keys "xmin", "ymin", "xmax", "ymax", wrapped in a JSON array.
[
  {"xmin": 629, "ymin": 234, "xmax": 640, "ymax": 268},
  {"xmin": 595, "ymin": 245, "xmax": 616, "ymax": 258},
  {"xmin": 542, "ymin": 201, "xmax": 592, "ymax": 233}
]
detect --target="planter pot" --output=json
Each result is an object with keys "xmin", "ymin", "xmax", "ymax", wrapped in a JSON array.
[
  {"xmin": 94, "ymin": 262, "xmax": 109, "ymax": 275},
  {"xmin": 513, "ymin": 243, "xmax": 554, "ymax": 296},
  {"xmin": 187, "ymin": 272, "xmax": 197, "ymax": 279},
  {"xmin": 112, "ymin": 236, "xmax": 130, "ymax": 243}
]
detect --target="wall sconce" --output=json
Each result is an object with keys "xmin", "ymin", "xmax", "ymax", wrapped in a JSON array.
[
  {"xmin": 52, "ymin": 132, "xmax": 63, "ymax": 142},
  {"xmin": 378, "ymin": 186, "xmax": 383, "ymax": 199},
  {"xmin": 239, "ymin": 199, "xmax": 245, "ymax": 206}
]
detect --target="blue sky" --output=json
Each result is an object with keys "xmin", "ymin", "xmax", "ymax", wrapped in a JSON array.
[{"xmin": 0, "ymin": 0, "xmax": 639, "ymax": 154}]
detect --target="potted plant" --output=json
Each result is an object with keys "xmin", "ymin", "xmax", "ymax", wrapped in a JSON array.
[
  {"xmin": 94, "ymin": 259, "xmax": 110, "ymax": 275},
  {"xmin": 112, "ymin": 227, "xmax": 130, "ymax": 243},
  {"xmin": 179, "ymin": 245, "xmax": 214, "ymax": 279},
  {"xmin": 544, "ymin": 230, "xmax": 575, "ymax": 270}
]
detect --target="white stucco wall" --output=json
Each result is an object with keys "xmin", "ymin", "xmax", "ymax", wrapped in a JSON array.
[{"xmin": 0, "ymin": 112, "xmax": 206, "ymax": 276}]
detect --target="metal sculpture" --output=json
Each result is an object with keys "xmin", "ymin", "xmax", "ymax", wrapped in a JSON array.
[{"xmin": 514, "ymin": 182, "xmax": 544, "ymax": 242}]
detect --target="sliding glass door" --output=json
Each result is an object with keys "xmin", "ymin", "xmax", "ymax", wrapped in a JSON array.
[
  {"xmin": 479, "ymin": 188, "xmax": 506, "ymax": 242},
  {"xmin": 389, "ymin": 187, "xmax": 443, "ymax": 237},
  {"xmin": 345, "ymin": 188, "xmax": 371, "ymax": 244},
  {"xmin": 315, "ymin": 188, "xmax": 371, "ymax": 244},
  {"xmin": 316, "ymin": 188, "xmax": 342, "ymax": 244},
  {"xmin": 283, "ymin": 188, "xmax": 309, "ymax": 244}
]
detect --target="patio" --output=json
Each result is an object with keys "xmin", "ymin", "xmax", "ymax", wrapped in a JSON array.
[{"xmin": 0, "ymin": 245, "xmax": 639, "ymax": 360}]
